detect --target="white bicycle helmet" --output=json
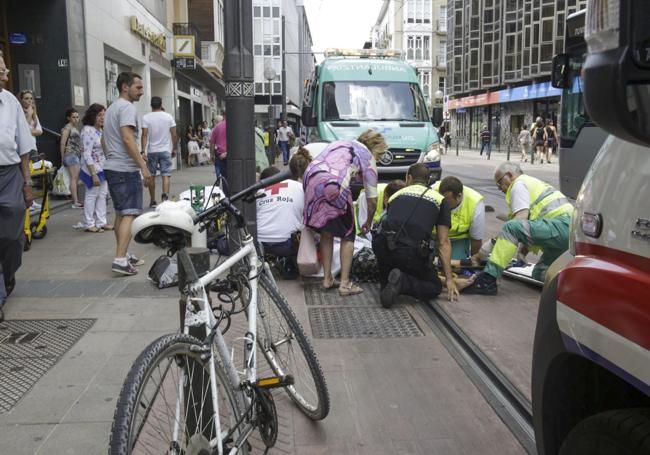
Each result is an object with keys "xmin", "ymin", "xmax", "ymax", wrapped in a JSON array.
[{"xmin": 131, "ymin": 209, "xmax": 194, "ymax": 248}]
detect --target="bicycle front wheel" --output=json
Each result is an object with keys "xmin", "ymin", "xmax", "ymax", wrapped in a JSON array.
[
  {"xmin": 257, "ymin": 273, "xmax": 330, "ymax": 420},
  {"xmin": 109, "ymin": 333, "xmax": 248, "ymax": 455}
]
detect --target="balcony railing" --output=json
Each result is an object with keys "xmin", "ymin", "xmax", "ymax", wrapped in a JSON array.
[
  {"xmin": 172, "ymin": 22, "xmax": 202, "ymax": 58},
  {"xmin": 201, "ymin": 41, "xmax": 225, "ymax": 74}
]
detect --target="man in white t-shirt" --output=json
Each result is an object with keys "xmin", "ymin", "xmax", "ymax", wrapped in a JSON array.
[
  {"xmin": 276, "ymin": 120, "xmax": 294, "ymax": 166},
  {"xmin": 141, "ymin": 96, "xmax": 177, "ymax": 207},
  {"xmin": 256, "ymin": 166, "xmax": 304, "ymax": 278}
]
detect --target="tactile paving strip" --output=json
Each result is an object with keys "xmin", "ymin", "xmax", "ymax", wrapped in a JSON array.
[
  {"xmin": 303, "ymin": 281, "xmax": 381, "ymax": 306},
  {"xmin": 0, "ymin": 319, "xmax": 96, "ymax": 413},
  {"xmin": 308, "ymin": 307, "xmax": 423, "ymax": 339}
]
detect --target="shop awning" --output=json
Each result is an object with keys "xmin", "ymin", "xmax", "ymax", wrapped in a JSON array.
[{"xmin": 177, "ymin": 63, "xmax": 225, "ymax": 97}]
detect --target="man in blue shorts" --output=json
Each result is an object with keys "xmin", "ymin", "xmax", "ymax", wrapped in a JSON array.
[
  {"xmin": 102, "ymin": 72, "xmax": 153, "ymax": 276},
  {"xmin": 141, "ymin": 96, "xmax": 177, "ymax": 207}
]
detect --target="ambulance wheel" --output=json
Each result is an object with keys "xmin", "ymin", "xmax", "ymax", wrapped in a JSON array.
[
  {"xmin": 23, "ymin": 233, "xmax": 32, "ymax": 251},
  {"xmin": 559, "ymin": 408, "xmax": 650, "ymax": 455},
  {"xmin": 31, "ymin": 222, "xmax": 47, "ymax": 239}
]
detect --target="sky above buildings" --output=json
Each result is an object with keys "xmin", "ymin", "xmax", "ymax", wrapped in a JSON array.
[{"xmin": 303, "ymin": 0, "xmax": 383, "ymax": 60}]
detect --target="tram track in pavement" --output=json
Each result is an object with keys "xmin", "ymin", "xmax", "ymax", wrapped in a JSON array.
[{"xmin": 417, "ymin": 301, "xmax": 537, "ymax": 455}]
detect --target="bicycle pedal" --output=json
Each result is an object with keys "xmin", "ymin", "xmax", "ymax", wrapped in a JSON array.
[{"xmin": 256, "ymin": 375, "xmax": 294, "ymax": 390}]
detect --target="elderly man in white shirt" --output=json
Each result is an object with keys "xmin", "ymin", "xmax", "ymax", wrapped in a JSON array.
[{"xmin": 0, "ymin": 50, "xmax": 36, "ymax": 321}]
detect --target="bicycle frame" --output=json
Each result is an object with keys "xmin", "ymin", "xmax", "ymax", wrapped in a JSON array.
[{"xmin": 177, "ymin": 233, "xmax": 260, "ymax": 455}]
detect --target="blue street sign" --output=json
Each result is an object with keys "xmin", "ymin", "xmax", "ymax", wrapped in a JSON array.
[{"xmin": 9, "ymin": 33, "xmax": 27, "ymax": 45}]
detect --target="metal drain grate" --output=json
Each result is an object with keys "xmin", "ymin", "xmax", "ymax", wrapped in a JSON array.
[
  {"xmin": 0, "ymin": 319, "xmax": 96, "ymax": 413},
  {"xmin": 303, "ymin": 281, "xmax": 381, "ymax": 306},
  {"xmin": 308, "ymin": 307, "xmax": 423, "ymax": 339}
]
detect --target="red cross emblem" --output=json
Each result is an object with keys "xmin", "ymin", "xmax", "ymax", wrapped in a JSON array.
[{"xmin": 265, "ymin": 182, "xmax": 288, "ymax": 195}]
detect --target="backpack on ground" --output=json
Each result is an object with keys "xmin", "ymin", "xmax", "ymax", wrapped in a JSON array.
[{"xmin": 148, "ymin": 254, "xmax": 178, "ymax": 289}]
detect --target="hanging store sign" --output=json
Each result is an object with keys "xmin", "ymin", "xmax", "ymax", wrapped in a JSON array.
[
  {"xmin": 9, "ymin": 32, "xmax": 27, "ymax": 44},
  {"xmin": 173, "ymin": 57, "xmax": 196, "ymax": 70},
  {"xmin": 129, "ymin": 16, "xmax": 167, "ymax": 52},
  {"xmin": 173, "ymin": 35, "xmax": 196, "ymax": 57}
]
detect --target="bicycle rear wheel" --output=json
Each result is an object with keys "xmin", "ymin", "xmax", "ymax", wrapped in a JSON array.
[
  {"xmin": 109, "ymin": 333, "xmax": 248, "ymax": 455},
  {"xmin": 257, "ymin": 273, "xmax": 330, "ymax": 420}
]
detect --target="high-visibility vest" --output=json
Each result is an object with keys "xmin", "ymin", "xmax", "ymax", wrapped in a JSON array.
[
  {"xmin": 263, "ymin": 131, "xmax": 270, "ymax": 147},
  {"xmin": 505, "ymin": 174, "xmax": 573, "ymax": 220},
  {"xmin": 355, "ymin": 183, "xmax": 387, "ymax": 234},
  {"xmin": 432, "ymin": 182, "xmax": 484, "ymax": 240}
]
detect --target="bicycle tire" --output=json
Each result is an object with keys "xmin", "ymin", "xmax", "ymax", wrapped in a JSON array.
[
  {"xmin": 109, "ymin": 333, "xmax": 248, "ymax": 455},
  {"xmin": 257, "ymin": 273, "xmax": 330, "ymax": 420}
]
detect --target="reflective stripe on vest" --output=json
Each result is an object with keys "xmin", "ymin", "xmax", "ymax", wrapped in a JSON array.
[
  {"xmin": 389, "ymin": 183, "xmax": 444, "ymax": 206},
  {"xmin": 505, "ymin": 174, "xmax": 573, "ymax": 221},
  {"xmin": 432, "ymin": 182, "xmax": 484, "ymax": 240}
]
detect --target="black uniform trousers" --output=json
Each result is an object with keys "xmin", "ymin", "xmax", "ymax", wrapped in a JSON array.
[
  {"xmin": 0, "ymin": 164, "xmax": 26, "ymax": 306},
  {"xmin": 372, "ymin": 233, "xmax": 442, "ymax": 301}
]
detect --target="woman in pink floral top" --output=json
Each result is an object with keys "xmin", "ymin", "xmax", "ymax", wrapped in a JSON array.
[
  {"xmin": 78, "ymin": 104, "xmax": 110, "ymax": 232},
  {"xmin": 303, "ymin": 129, "xmax": 387, "ymax": 296}
]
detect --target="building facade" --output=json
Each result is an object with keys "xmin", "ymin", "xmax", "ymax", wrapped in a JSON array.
[
  {"xmin": 372, "ymin": 0, "xmax": 448, "ymax": 120},
  {"xmin": 0, "ymin": 0, "xmax": 226, "ymax": 165},
  {"xmin": 447, "ymin": 0, "xmax": 587, "ymax": 148},
  {"xmin": 251, "ymin": 0, "xmax": 315, "ymax": 129}
]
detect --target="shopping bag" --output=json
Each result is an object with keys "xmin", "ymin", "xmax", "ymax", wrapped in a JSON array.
[
  {"xmin": 297, "ymin": 228, "xmax": 320, "ymax": 276},
  {"xmin": 51, "ymin": 167, "xmax": 71, "ymax": 196}
]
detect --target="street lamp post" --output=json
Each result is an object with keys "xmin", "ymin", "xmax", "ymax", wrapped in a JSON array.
[
  {"xmin": 264, "ymin": 64, "xmax": 277, "ymax": 165},
  {"xmin": 224, "ymin": 0, "xmax": 256, "ymax": 235}
]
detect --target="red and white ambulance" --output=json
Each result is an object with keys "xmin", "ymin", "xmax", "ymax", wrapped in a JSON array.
[{"xmin": 532, "ymin": 1, "xmax": 650, "ymax": 454}]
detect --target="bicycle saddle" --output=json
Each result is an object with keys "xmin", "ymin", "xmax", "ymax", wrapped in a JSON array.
[{"xmin": 132, "ymin": 209, "xmax": 194, "ymax": 247}]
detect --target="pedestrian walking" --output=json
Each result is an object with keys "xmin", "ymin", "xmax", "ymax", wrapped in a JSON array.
[
  {"xmin": 0, "ymin": 50, "xmax": 35, "ymax": 321},
  {"xmin": 479, "ymin": 125, "xmax": 491, "ymax": 159},
  {"xmin": 210, "ymin": 110, "xmax": 227, "ymax": 181},
  {"xmin": 78, "ymin": 103, "xmax": 111, "ymax": 232},
  {"xmin": 531, "ymin": 117, "xmax": 548, "ymax": 163},
  {"xmin": 545, "ymin": 120, "xmax": 558, "ymax": 164},
  {"xmin": 518, "ymin": 127, "xmax": 532, "ymax": 162},
  {"xmin": 302, "ymin": 129, "xmax": 384, "ymax": 296},
  {"xmin": 18, "ymin": 90, "xmax": 43, "ymax": 138},
  {"xmin": 102, "ymin": 71, "xmax": 152, "ymax": 276},
  {"xmin": 254, "ymin": 124, "xmax": 269, "ymax": 173},
  {"xmin": 277, "ymin": 120, "xmax": 294, "ymax": 165},
  {"xmin": 60, "ymin": 108, "xmax": 84, "ymax": 208},
  {"xmin": 264, "ymin": 127, "xmax": 273, "ymax": 166},
  {"xmin": 141, "ymin": 96, "xmax": 177, "ymax": 207},
  {"xmin": 200, "ymin": 121, "xmax": 211, "ymax": 146}
]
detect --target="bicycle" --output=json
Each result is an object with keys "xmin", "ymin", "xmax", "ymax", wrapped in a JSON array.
[{"xmin": 109, "ymin": 170, "xmax": 330, "ymax": 454}]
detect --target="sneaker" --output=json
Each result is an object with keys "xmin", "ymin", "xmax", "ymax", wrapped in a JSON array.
[
  {"xmin": 72, "ymin": 222, "xmax": 84, "ymax": 230},
  {"xmin": 127, "ymin": 253, "xmax": 145, "ymax": 266},
  {"xmin": 463, "ymin": 272, "xmax": 498, "ymax": 295},
  {"xmin": 112, "ymin": 261, "xmax": 138, "ymax": 276},
  {"xmin": 149, "ymin": 200, "xmax": 157, "ymax": 208},
  {"xmin": 72, "ymin": 202, "xmax": 83, "ymax": 209},
  {"xmin": 161, "ymin": 193, "xmax": 169, "ymax": 202},
  {"xmin": 380, "ymin": 268, "xmax": 402, "ymax": 308}
]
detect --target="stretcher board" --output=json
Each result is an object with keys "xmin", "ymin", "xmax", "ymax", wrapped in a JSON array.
[{"xmin": 503, "ymin": 263, "xmax": 544, "ymax": 287}]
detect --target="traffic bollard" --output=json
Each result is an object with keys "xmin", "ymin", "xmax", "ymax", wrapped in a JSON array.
[
  {"xmin": 456, "ymin": 139, "xmax": 459, "ymax": 156},
  {"xmin": 507, "ymin": 143, "xmax": 511, "ymax": 161}
]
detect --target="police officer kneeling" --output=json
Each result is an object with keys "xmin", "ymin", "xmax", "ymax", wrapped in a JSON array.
[{"xmin": 372, "ymin": 164, "xmax": 458, "ymax": 307}]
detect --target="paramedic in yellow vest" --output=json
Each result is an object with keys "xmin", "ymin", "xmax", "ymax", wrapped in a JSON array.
[
  {"xmin": 433, "ymin": 176, "xmax": 485, "ymax": 260},
  {"xmin": 465, "ymin": 162, "xmax": 573, "ymax": 295},
  {"xmin": 356, "ymin": 180, "xmax": 406, "ymax": 234}
]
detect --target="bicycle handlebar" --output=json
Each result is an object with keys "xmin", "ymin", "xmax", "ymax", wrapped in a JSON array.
[{"xmin": 193, "ymin": 169, "xmax": 294, "ymax": 226}]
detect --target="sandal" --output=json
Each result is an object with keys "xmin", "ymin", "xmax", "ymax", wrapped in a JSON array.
[
  {"xmin": 101, "ymin": 224, "xmax": 114, "ymax": 231},
  {"xmin": 339, "ymin": 282, "xmax": 364, "ymax": 296},
  {"xmin": 322, "ymin": 279, "xmax": 340, "ymax": 290},
  {"xmin": 85, "ymin": 226, "xmax": 103, "ymax": 233}
]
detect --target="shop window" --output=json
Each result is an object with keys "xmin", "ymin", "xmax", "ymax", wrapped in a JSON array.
[{"xmin": 510, "ymin": 114, "xmax": 525, "ymax": 134}]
